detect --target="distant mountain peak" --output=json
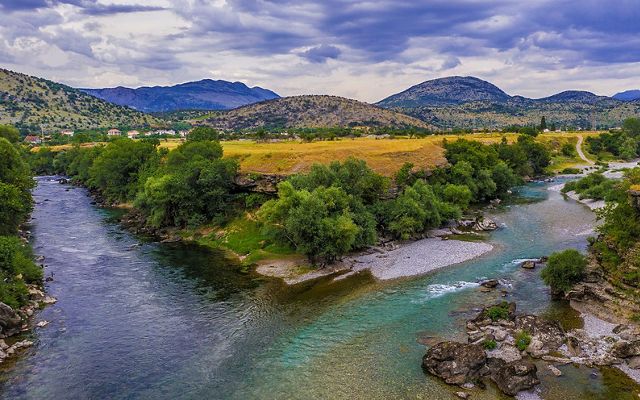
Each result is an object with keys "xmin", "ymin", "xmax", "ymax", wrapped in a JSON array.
[
  {"xmin": 614, "ymin": 89, "xmax": 640, "ymax": 102},
  {"xmin": 537, "ymin": 90, "xmax": 608, "ymax": 104},
  {"xmin": 377, "ymin": 76, "xmax": 511, "ymax": 108},
  {"xmin": 81, "ymin": 79, "xmax": 279, "ymax": 112}
]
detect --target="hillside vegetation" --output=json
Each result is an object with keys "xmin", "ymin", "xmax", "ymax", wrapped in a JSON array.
[
  {"xmin": 0, "ymin": 69, "xmax": 158, "ymax": 132},
  {"xmin": 200, "ymin": 95, "xmax": 433, "ymax": 130}
]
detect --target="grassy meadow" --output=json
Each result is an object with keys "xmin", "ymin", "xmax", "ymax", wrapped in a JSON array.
[{"xmin": 39, "ymin": 130, "xmax": 602, "ymax": 176}]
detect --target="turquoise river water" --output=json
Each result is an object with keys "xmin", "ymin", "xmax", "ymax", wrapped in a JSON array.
[{"xmin": 0, "ymin": 177, "xmax": 639, "ymax": 399}]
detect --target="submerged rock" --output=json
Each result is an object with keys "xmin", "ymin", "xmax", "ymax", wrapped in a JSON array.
[
  {"xmin": 520, "ymin": 260, "xmax": 536, "ymax": 269},
  {"xmin": 422, "ymin": 341, "xmax": 487, "ymax": 386},
  {"xmin": 480, "ymin": 279, "xmax": 499, "ymax": 288}
]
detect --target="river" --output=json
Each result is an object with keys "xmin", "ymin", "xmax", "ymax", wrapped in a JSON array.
[{"xmin": 0, "ymin": 177, "xmax": 638, "ymax": 399}]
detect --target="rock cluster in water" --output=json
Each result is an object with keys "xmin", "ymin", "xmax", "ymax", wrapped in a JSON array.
[
  {"xmin": 0, "ymin": 280, "xmax": 56, "ymax": 364},
  {"xmin": 422, "ymin": 302, "xmax": 640, "ymax": 397}
]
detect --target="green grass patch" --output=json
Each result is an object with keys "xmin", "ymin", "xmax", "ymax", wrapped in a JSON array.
[
  {"xmin": 484, "ymin": 302, "xmax": 511, "ymax": 321},
  {"xmin": 515, "ymin": 330, "xmax": 532, "ymax": 351},
  {"xmin": 195, "ymin": 215, "xmax": 295, "ymax": 265}
]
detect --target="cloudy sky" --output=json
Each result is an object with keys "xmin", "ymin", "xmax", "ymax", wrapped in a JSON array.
[{"xmin": 1, "ymin": 0, "xmax": 639, "ymax": 102}]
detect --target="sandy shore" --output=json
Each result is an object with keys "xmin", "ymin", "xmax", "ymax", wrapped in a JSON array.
[
  {"xmin": 256, "ymin": 236, "xmax": 494, "ymax": 284},
  {"xmin": 345, "ymin": 237, "xmax": 493, "ymax": 281}
]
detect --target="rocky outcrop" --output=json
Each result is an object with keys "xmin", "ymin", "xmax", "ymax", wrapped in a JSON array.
[
  {"xmin": 422, "ymin": 342, "xmax": 487, "ymax": 385},
  {"xmin": 233, "ymin": 173, "xmax": 285, "ymax": 194},
  {"xmin": 423, "ymin": 301, "xmax": 640, "ymax": 396},
  {"xmin": 487, "ymin": 359, "xmax": 540, "ymax": 396},
  {"xmin": 0, "ymin": 302, "xmax": 22, "ymax": 338},
  {"xmin": 566, "ymin": 261, "xmax": 640, "ymax": 322}
]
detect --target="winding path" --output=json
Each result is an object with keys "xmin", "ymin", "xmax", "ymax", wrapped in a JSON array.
[{"xmin": 576, "ymin": 135, "xmax": 595, "ymax": 165}]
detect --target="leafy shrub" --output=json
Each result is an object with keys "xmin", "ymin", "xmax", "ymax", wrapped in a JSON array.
[
  {"xmin": 541, "ymin": 249, "xmax": 587, "ymax": 294},
  {"xmin": 484, "ymin": 302, "xmax": 510, "ymax": 321},
  {"xmin": 515, "ymin": 331, "xmax": 531, "ymax": 351},
  {"xmin": 483, "ymin": 339, "xmax": 497, "ymax": 350},
  {"xmin": 561, "ymin": 167, "xmax": 581, "ymax": 174}
]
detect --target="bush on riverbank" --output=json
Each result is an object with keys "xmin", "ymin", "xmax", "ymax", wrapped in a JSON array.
[
  {"xmin": 0, "ymin": 132, "xmax": 42, "ymax": 308},
  {"xmin": 562, "ymin": 173, "xmax": 616, "ymax": 201},
  {"xmin": 541, "ymin": 249, "xmax": 587, "ymax": 295}
]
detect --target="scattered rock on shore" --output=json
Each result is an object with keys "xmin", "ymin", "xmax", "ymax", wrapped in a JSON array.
[{"xmin": 0, "ymin": 302, "xmax": 22, "ymax": 338}]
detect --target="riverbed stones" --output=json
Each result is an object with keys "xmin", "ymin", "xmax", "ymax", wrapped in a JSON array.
[
  {"xmin": 547, "ymin": 364, "xmax": 563, "ymax": 377},
  {"xmin": 520, "ymin": 260, "xmax": 536, "ymax": 269},
  {"xmin": 422, "ymin": 341, "xmax": 487, "ymax": 385}
]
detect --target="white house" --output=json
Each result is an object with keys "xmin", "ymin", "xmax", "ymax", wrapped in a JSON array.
[
  {"xmin": 127, "ymin": 130, "xmax": 140, "ymax": 139},
  {"xmin": 107, "ymin": 128, "xmax": 121, "ymax": 136},
  {"xmin": 60, "ymin": 129, "xmax": 74, "ymax": 136},
  {"xmin": 148, "ymin": 129, "xmax": 176, "ymax": 136}
]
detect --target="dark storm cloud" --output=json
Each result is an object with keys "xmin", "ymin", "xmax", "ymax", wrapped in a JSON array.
[
  {"xmin": 301, "ymin": 45, "xmax": 341, "ymax": 63},
  {"xmin": 0, "ymin": 0, "xmax": 164, "ymax": 15},
  {"xmin": 174, "ymin": 0, "xmax": 640, "ymax": 66}
]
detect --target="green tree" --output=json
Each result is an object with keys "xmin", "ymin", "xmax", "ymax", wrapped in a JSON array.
[
  {"xmin": 0, "ymin": 183, "xmax": 32, "ymax": 235},
  {"xmin": 88, "ymin": 139, "xmax": 157, "ymax": 202},
  {"xmin": 619, "ymin": 136, "xmax": 638, "ymax": 160},
  {"xmin": 540, "ymin": 116, "xmax": 547, "ymax": 131},
  {"xmin": 0, "ymin": 125, "xmax": 20, "ymax": 143},
  {"xmin": 258, "ymin": 182, "xmax": 372, "ymax": 264},
  {"xmin": 0, "ymin": 138, "xmax": 34, "ymax": 191},
  {"xmin": 624, "ymin": 118, "xmax": 640, "ymax": 137},
  {"xmin": 541, "ymin": 249, "xmax": 587, "ymax": 295},
  {"xmin": 188, "ymin": 126, "xmax": 219, "ymax": 142}
]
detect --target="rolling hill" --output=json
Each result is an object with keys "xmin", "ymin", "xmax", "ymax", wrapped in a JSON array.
[
  {"xmin": 200, "ymin": 95, "xmax": 433, "ymax": 130},
  {"xmin": 378, "ymin": 76, "xmax": 640, "ymax": 129},
  {"xmin": 377, "ymin": 76, "xmax": 511, "ymax": 108},
  {"xmin": 0, "ymin": 68, "xmax": 157, "ymax": 132},
  {"xmin": 82, "ymin": 79, "xmax": 279, "ymax": 112},
  {"xmin": 614, "ymin": 90, "xmax": 640, "ymax": 102}
]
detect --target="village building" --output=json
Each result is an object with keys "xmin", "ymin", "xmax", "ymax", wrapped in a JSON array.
[
  {"xmin": 127, "ymin": 130, "xmax": 140, "ymax": 139},
  {"xmin": 24, "ymin": 135, "xmax": 42, "ymax": 144},
  {"xmin": 107, "ymin": 128, "xmax": 121, "ymax": 136},
  {"xmin": 60, "ymin": 129, "xmax": 74, "ymax": 136},
  {"xmin": 151, "ymin": 129, "xmax": 176, "ymax": 136}
]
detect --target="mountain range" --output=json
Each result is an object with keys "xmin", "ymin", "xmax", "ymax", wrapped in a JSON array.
[
  {"xmin": 376, "ymin": 76, "xmax": 640, "ymax": 129},
  {"xmin": 81, "ymin": 79, "xmax": 279, "ymax": 113},
  {"xmin": 2, "ymin": 68, "xmax": 640, "ymax": 132},
  {"xmin": 614, "ymin": 90, "xmax": 640, "ymax": 102},
  {"xmin": 0, "ymin": 68, "xmax": 157, "ymax": 132}
]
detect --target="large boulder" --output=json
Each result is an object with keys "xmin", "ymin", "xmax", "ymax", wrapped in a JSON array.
[
  {"xmin": 515, "ymin": 315, "xmax": 565, "ymax": 352},
  {"xmin": 0, "ymin": 302, "xmax": 22, "ymax": 337},
  {"xmin": 488, "ymin": 358, "xmax": 540, "ymax": 396},
  {"xmin": 422, "ymin": 341, "xmax": 487, "ymax": 386},
  {"xmin": 612, "ymin": 340, "xmax": 640, "ymax": 359}
]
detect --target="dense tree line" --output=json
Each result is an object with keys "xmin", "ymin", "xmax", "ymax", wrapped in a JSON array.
[
  {"xmin": 0, "ymin": 125, "xmax": 43, "ymax": 308},
  {"xmin": 586, "ymin": 118, "xmax": 640, "ymax": 160},
  {"xmin": 555, "ymin": 168, "xmax": 640, "ymax": 290},
  {"xmin": 48, "ymin": 127, "xmax": 239, "ymax": 231},
  {"xmin": 258, "ymin": 136, "xmax": 551, "ymax": 263},
  {"xmin": 36, "ymin": 128, "xmax": 551, "ymax": 266}
]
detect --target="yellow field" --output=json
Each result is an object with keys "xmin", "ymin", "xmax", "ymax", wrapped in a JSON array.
[
  {"xmin": 37, "ymin": 131, "xmax": 603, "ymax": 176},
  {"xmin": 171, "ymin": 133, "xmax": 519, "ymax": 176}
]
